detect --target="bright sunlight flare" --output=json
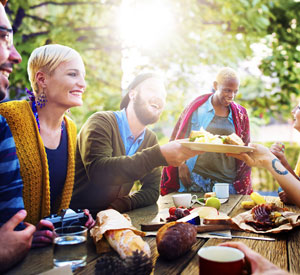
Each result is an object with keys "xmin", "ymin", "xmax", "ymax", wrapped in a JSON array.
[{"xmin": 118, "ymin": 0, "xmax": 175, "ymax": 49}]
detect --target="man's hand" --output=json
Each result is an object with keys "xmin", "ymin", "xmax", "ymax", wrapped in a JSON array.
[
  {"xmin": 227, "ymin": 143, "xmax": 274, "ymax": 168},
  {"xmin": 32, "ymin": 219, "xmax": 54, "ymax": 248},
  {"xmin": 219, "ymin": 242, "xmax": 289, "ymax": 275},
  {"xmin": 83, "ymin": 209, "xmax": 95, "ymax": 229},
  {"xmin": 160, "ymin": 141, "xmax": 203, "ymax": 167},
  {"xmin": 0, "ymin": 210, "xmax": 36, "ymax": 272},
  {"xmin": 178, "ymin": 163, "xmax": 192, "ymax": 189}
]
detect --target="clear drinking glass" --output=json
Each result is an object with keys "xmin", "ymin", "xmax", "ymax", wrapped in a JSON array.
[{"xmin": 53, "ymin": 225, "xmax": 87, "ymax": 271}]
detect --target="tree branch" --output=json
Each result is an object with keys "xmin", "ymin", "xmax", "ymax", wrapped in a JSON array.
[
  {"xmin": 73, "ymin": 26, "xmax": 107, "ymax": 31},
  {"xmin": 197, "ymin": 0, "xmax": 217, "ymax": 9},
  {"xmin": 201, "ymin": 20, "xmax": 225, "ymax": 25},
  {"xmin": 12, "ymin": 8, "xmax": 25, "ymax": 32},
  {"xmin": 84, "ymin": 45, "xmax": 122, "ymax": 52},
  {"xmin": 25, "ymin": 14, "xmax": 52, "ymax": 25},
  {"xmin": 30, "ymin": 1, "xmax": 99, "ymax": 9},
  {"xmin": 22, "ymin": 31, "xmax": 50, "ymax": 42}
]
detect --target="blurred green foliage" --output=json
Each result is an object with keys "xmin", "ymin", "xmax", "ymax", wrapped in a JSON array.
[
  {"xmin": 5, "ymin": 0, "xmax": 300, "ymax": 131},
  {"xmin": 7, "ymin": 0, "xmax": 122, "ymax": 129}
]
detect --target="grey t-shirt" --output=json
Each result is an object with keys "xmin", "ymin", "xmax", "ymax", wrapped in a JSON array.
[{"xmin": 193, "ymin": 115, "xmax": 236, "ymax": 182}]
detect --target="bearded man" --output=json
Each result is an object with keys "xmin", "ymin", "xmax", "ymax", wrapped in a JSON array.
[{"xmin": 71, "ymin": 73, "xmax": 202, "ymax": 216}]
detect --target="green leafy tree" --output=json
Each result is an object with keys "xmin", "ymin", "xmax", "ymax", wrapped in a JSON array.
[
  {"xmin": 258, "ymin": 0, "xmax": 300, "ymax": 120},
  {"xmin": 6, "ymin": 0, "xmax": 300, "ymax": 131}
]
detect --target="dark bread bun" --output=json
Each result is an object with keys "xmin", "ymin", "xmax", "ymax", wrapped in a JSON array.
[{"xmin": 156, "ymin": 222, "xmax": 197, "ymax": 260}]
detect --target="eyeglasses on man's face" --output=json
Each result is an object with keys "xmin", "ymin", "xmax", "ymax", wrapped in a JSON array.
[{"xmin": 0, "ymin": 26, "xmax": 13, "ymax": 49}]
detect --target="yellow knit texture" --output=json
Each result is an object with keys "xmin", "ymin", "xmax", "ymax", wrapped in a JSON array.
[
  {"xmin": 295, "ymin": 153, "xmax": 300, "ymax": 178},
  {"xmin": 0, "ymin": 100, "xmax": 77, "ymax": 225}
]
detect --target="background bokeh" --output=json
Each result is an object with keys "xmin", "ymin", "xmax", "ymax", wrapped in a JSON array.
[{"xmin": 6, "ymin": 0, "xmax": 300, "ymax": 191}]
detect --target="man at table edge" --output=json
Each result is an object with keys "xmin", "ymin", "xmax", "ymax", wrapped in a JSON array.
[
  {"xmin": 71, "ymin": 73, "xmax": 202, "ymax": 216},
  {"xmin": 0, "ymin": 0, "xmax": 36, "ymax": 272}
]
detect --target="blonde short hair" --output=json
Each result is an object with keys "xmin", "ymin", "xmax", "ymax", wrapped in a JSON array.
[
  {"xmin": 27, "ymin": 44, "xmax": 82, "ymax": 95},
  {"xmin": 216, "ymin": 67, "xmax": 239, "ymax": 85}
]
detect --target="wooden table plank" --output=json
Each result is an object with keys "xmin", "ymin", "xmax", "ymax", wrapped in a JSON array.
[
  {"xmin": 6, "ymin": 245, "xmax": 54, "ymax": 275},
  {"xmin": 6, "ymin": 236, "xmax": 99, "ymax": 275},
  {"xmin": 285, "ymin": 203, "xmax": 300, "ymax": 274}
]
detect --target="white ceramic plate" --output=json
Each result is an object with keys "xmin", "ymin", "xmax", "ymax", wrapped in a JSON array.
[
  {"xmin": 177, "ymin": 139, "xmax": 254, "ymax": 154},
  {"xmin": 195, "ymin": 198, "xmax": 229, "ymax": 205}
]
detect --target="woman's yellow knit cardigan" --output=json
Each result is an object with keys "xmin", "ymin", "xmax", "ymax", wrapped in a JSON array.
[
  {"xmin": 295, "ymin": 155, "xmax": 300, "ymax": 178},
  {"xmin": 0, "ymin": 100, "xmax": 77, "ymax": 225}
]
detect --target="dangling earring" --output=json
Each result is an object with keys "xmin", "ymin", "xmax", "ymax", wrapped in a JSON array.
[{"xmin": 36, "ymin": 89, "xmax": 47, "ymax": 108}]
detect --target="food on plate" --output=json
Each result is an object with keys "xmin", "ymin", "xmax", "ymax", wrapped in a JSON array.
[
  {"xmin": 189, "ymin": 128, "xmax": 224, "ymax": 144},
  {"xmin": 168, "ymin": 207, "xmax": 177, "ymax": 216},
  {"xmin": 198, "ymin": 192, "xmax": 216, "ymax": 203},
  {"xmin": 241, "ymin": 192, "xmax": 266, "ymax": 209},
  {"xmin": 166, "ymin": 207, "xmax": 191, "ymax": 222},
  {"xmin": 241, "ymin": 200, "xmax": 256, "ymax": 209},
  {"xmin": 90, "ymin": 209, "xmax": 150, "ymax": 258},
  {"xmin": 250, "ymin": 192, "xmax": 266, "ymax": 205},
  {"xmin": 203, "ymin": 212, "xmax": 232, "ymax": 225},
  {"xmin": 204, "ymin": 192, "xmax": 216, "ymax": 198},
  {"xmin": 189, "ymin": 128, "xmax": 244, "ymax": 146},
  {"xmin": 198, "ymin": 197, "xmax": 206, "ymax": 203},
  {"xmin": 241, "ymin": 192, "xmax": 267, "ymax": 209},
  {"xmin": 156, "ymin": 222, "xmax": 197, "ymax": 260},
  {"xmin": 205, "ymin": 197, "xmax": 221, "ymax": 210},
  {"xmin": 246, "ymin": 203, "xmax": 289, "ymax": 231},
  {"xmin": 223, "ymin": 133, "xmax": 244, "ymax": 146},
  {"xmin": 197, "ymin": 206, "xmax": 218, "ymax": 218}
]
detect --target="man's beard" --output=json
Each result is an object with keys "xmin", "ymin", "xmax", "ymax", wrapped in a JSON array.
[
  {"xmin": 0, "ymin": 84, "xmax": 7, "ymax": 101},
  {"xmin": 0, "ymin": 70, "xmax": 10, "ymax": 101},
  {"xmin": 0, "ymin": 89, "xmax": 5, "ymax": 101},
  {"xmin": 133, "ymin": 93, "xmax": 161, "ymax": 126}
]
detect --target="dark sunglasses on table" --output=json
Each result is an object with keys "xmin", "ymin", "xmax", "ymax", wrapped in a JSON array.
[{"xmin": 0, "ymin": 26, "xmax": 13, "ymax": 48}]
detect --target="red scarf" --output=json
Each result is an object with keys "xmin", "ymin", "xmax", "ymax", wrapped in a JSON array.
[{"xmin": 160, "ymin": 93, "xmax": 252, "ymax": 195}]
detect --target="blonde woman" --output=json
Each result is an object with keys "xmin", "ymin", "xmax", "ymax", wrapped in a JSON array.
[{"xmin": 0, "ymin": 44, "xmax": 94, "ymax": 247}]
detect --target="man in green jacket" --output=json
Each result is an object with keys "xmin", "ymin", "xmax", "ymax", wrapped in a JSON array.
[{"xmin": 71, "ymin": 73, "xmax": 201, "ymax": 216}]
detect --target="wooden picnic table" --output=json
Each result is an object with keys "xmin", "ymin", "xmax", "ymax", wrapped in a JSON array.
[{"xmin": 6, "ymin": 193, "xmax": 300, "ymax": 275}]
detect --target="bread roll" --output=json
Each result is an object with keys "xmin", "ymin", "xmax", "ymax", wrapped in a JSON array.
[
  {"xmin": 156, "ymin": 222, "xmax": 197, "ymax": 260},
  {"xmin": 105, "ymin": 229, "xmax": 150, "ymax": 259},
  {"xmin": 90, "ymin": 209, "xmax": 150, "ymax": 258}
]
